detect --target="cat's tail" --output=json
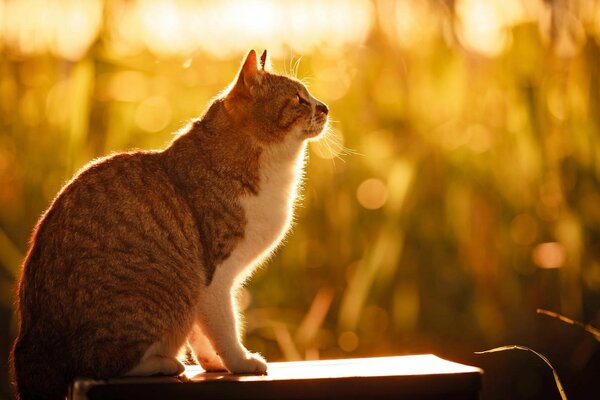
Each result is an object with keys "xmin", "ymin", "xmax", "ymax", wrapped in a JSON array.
[{"xmin": 11, "ymin": 333, "xmax": 70, "ymax": 400}]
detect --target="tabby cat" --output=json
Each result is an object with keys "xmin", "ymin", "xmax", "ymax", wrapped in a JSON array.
[{"xmin": 11, "ymin": 49, "xmax": 328, "ymax": 400}]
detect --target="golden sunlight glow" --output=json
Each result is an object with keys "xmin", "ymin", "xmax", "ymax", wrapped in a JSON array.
[
  {"xmin": 2, "ymin": 0, "xmax": 102, "ymax": 60},
  {"xmin": 0, "ymin": 0, "xmax": 373, "ymax": 59},
  {"xmin": 455, "ymin": 0, "xmax": 525, "ymax": 57},
  {"xmin": 269, "ymin": 354, "xmax": 482, "ymax": 378},
  {"xmin": 139, "ymin": 0, "xmax": 190, "ymax": 56},
  {"xmin": 109, "ymin": 0, "xmax": 372, "ymax": 57},
  {"xmin": 184, "ymin": 355, "xmax": 482, "ymax": 381},
  {"xmin": 378, "ymin": 0, "xmax": 438, "ymax": 50}
]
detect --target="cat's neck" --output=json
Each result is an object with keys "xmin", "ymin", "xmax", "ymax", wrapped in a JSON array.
[
  {"xmin": 157, "ymin": 101, "xmax": 307, "ymax": 284},
  {"xmin": 162, "ymin": 104, "xmax": 254, "ymax": 183},
  {"xmin": 160, "ymin": 100, "xmax": 306, "ymax": 199}
]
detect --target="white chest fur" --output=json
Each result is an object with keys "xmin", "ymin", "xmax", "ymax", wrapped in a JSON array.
[{"xmin": 217, "ymin": 138, "xmax": 307, "ymax": 285}]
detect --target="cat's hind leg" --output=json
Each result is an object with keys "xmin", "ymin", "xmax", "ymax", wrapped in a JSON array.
[
  {"xmin": 125, "ymin": 355, "xmax": 185, "ymax": 376},
  {"xmin": 125, "ymin": 340, "xmax": 186, "ymax": 377}
]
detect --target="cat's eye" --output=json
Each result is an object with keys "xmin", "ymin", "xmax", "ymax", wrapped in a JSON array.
[{"xmin": 296, "ymin": 94, "xmax": 309, "ymax": 106}]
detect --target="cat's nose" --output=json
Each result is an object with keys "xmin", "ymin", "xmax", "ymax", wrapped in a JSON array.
[{"xmin": 316, "ymin": 103, "xmax": 328, "ymax": 115}]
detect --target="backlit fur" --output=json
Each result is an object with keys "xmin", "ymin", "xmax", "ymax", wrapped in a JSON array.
[{"xmin": 11, "ymin": 50, "xmax": 328, "ymax": 400}]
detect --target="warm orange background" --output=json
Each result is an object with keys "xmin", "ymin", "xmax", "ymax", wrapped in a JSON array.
[{"xmin": 1, "ymin": 1, "xmax": 599, "ymax": 399}]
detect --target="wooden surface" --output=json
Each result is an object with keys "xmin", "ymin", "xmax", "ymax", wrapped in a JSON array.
[{"xmin": 70, "ymin": 354, "xmax": 483, "ymax": 400}]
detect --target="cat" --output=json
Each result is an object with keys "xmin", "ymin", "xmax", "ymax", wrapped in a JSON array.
[{"xmin": 10, "ymin": 49, "xmax": 328, "ymax": 400}]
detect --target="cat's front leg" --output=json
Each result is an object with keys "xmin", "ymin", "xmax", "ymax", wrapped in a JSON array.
[
  {"xmin": 188, "ymin": 324, "xmax": 226, "ymax": 372},
  {"xmin": 196, "ymin": 283, "xmax": 267, "ymax": 375}
]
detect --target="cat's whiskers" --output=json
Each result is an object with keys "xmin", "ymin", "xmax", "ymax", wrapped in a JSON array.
[
  {"xmin": 312, "ymin": 119, "xmax": 362, "ymax": 168},
  {"xmin": 284, "ymin": 54, "xmax": 299, "ymax": 79},
  {"xmin": 286, "ymin": 55, "xmax": 313, "ymax": 86},
  {"xmin": 292, "ymin": 56, "xmax": 303, "ymax": 80}
]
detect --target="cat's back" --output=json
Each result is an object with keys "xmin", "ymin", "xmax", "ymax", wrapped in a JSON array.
[
  {"xmin": 12, "ymin": 149, "xmax": 209, "ymax": 387},
  {"xmin": 21, "ymin": 150, "xmax": 203, "ymax": 325},
  {"xmin": 33, "ymin": 150, "xmax": 198, "ymax": 256}
]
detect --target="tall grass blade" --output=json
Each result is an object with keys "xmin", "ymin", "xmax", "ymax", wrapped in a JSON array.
[
  {"xmin": 537, "ymin": 309, "xmax": 600, "ymax": 342},
  {"xmin": 475, "ymin": 345, "xmax": 567, "ymax": 400}
]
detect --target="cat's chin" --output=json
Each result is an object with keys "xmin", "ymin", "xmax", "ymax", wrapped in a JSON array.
[
  {"xmin": 302, "ymin": 128, "xmax": 325, "ymax": 140},
  {"xmin": 302, "ymin": 122, "xmax": 327, "ymax": 140},
  {"xmin": 306, "ymin": 116, "xmax": 328, "ymax": 140}
]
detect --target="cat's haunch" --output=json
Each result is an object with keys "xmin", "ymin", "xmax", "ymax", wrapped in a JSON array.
[{"xmin": 11, "ymin": 49, "xmax": 328, "ymax": 400}]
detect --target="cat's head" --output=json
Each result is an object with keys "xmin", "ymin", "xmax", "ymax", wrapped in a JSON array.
[{"xmin": 224, "ymin": 50, "xmax": 328, "ymax": 144}]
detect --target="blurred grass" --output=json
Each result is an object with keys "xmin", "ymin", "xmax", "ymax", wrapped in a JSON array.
[{"xmin": 1, "ymin": 0, "xmax": 600, "ymax": 399}]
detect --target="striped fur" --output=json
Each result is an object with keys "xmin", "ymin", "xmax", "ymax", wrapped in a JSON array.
[{"xmin": 11, "ymin": 50, "xmax": 328, "ymax": 399}]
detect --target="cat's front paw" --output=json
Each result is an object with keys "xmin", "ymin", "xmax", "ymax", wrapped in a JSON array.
[{"xmin": 224, "ymin": 353, "xmax": 267, "ymax": 375}]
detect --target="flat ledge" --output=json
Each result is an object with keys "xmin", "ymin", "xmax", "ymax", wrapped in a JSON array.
[{"xmin": 70, "ymin": 354, "xmax": 483, "ymax": 400}]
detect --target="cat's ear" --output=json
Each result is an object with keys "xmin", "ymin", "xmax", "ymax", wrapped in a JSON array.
[
  {"xmin": 242, "ymin": 49, "xmax": 259, "ymax": 78},
  {"xmin": 230, "ymin": 50, "xmax": 261, "ymax": 98},
  {"xmin": 259, "ymin": 50, "xmax": 269, "ymax": 71}
]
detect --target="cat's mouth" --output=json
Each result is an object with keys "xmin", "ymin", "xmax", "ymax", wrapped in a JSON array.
[{"xmin": 302, "ymin": 116, "xmax": 328, "ymax": 139}]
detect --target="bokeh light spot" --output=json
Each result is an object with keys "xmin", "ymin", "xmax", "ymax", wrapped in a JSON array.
[
  {"xmin": 379, "ymin": 0, "xmax": 438, "ymax": 50},
  {"xmin": 135, "ymin": 96, "xmax": 172, "ymax": 133},
  {"xmin": 356, "ymin": 178, "xmax": 388, "ymax": 210},
  {"xmin": 532, "ymin": 242, "xmax": 566, "ymax": 269},
  {"xmin": 455, "ymin": 0, "xmax": 522, "ymax": 57},
  {"xmin": 338, "ymin": 331, "xmax": 359, "ymax": 352}
]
